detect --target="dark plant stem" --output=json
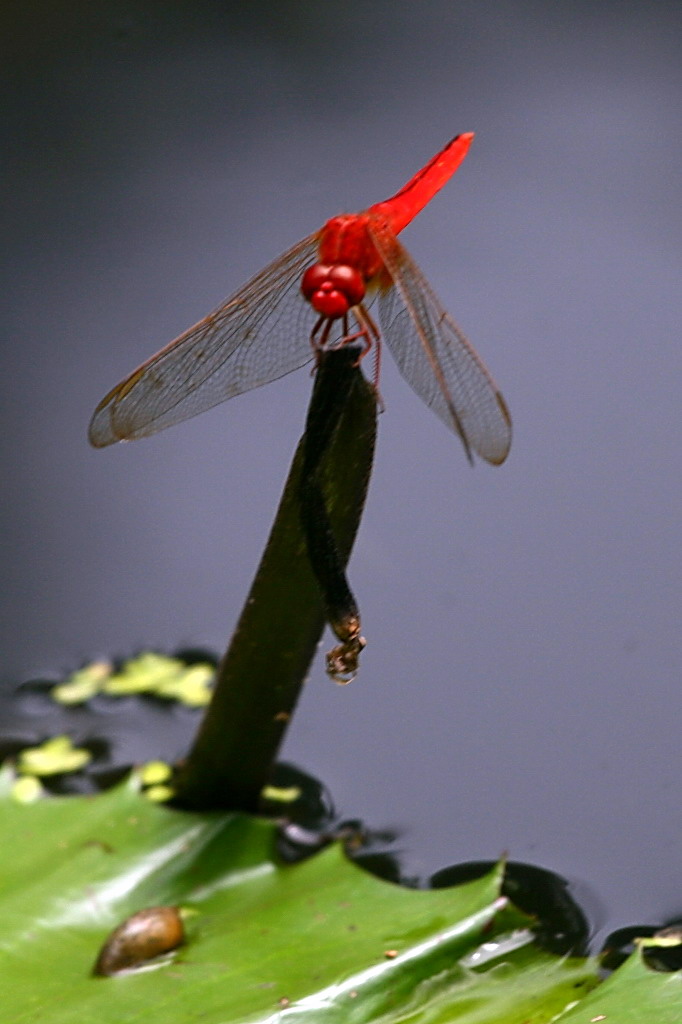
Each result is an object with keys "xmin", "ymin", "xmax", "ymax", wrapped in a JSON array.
[
  {"xmin": 299, "ymin": 346, "xmax": 369, "ymax": 682},
  {"xmin": 173, "ymin": 347, "xmax": 377, "ymax": 811}
]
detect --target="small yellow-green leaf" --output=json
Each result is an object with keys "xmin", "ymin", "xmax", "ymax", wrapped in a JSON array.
[
  {"xmin": 144, "ymin": 784, "xmax": 175, "ymax": 803},
  {"xmin": 52, "ymin": 660, "xmax": 112, "ymax": 705},
  {"xmin": 17, "ymin": 735, "xmax": 92, "ymax": 776},
  {"xmin": 103, "ymin": 653, "xmax": 184, "ymax": 695},
  {"xmin": 100, "ymin": 654, "xmax": 214, "ymax": 705},
  {"xmin": 154, "ymin": 663, "xmax": 214, "ymax": 706},
  {"xmin": 11, "ymin": 774, "xmax": 44, "ymax": 803},
  {"xmin": 261, "ymin": 784, "xmax": 302, "ymax": 804},
  {"xmin": 140, "ymin": 761, "xmax": 172, "ymax": 786}
]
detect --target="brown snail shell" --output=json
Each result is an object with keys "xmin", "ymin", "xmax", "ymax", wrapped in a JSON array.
[{"xmin": 93, "ymin": 905, "xmax": 184, "ymax": 976}]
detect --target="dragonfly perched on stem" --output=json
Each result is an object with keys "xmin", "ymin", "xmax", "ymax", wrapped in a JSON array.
[{"xmin": 89, "ymin": 133, "xmax": 511, "ymax": 465}]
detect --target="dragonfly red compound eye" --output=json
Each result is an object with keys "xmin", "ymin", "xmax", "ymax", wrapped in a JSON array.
[{"xmin": 301, "ymin": 263, "xmax": 366, "ymax": 319}]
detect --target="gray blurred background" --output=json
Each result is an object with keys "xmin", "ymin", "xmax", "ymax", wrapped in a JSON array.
[{"xmin": 2, "ymin": 1, "xmax": 681, "ymax": 937}]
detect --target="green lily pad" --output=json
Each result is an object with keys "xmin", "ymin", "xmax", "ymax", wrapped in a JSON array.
[
  {"xmin": 0, "ymin": 765, "xmax": 604, "ymax": 1022},
  {"xmin": 1, "ymin": 765, "xmax": 680, "ymax": 1022},
  {"xmin": 558, "ymin": 940, "xmax": 682, "ymax": 1024}
]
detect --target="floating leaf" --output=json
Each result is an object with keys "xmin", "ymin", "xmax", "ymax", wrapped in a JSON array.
[
  {"xmin": 99, "ymin": 653, "xmax": 215, "ymax": 705},
  {"xmin": 16, "ymin": 735, "xmax": 92, "ymax": 776},
  {"xmin": 261, "ymin": 784, "xmax": 302, "ymax": 804},
  {"xmin": 0, "ymin": 768, "xmax": 609, "ymax": 1023},
  {"xmin": 139, "ymin": 761, "xmax": 173, "ymax": 786},
  {"xmin": 52, "ymin": 661, "xmax": 113, "ymax": 705},
  {"xmin": 153, "ymin": 663, "xmax": 214, "ymax": 706},
  {"xmin": 11, "ymin": 774, "xmax": 44, "ymax": 803}
]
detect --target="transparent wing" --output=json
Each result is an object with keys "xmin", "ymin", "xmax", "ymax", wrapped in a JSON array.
[
  {"xmin": 369, "ymin": 220, "xmax": 512, "ymax": 465},
  {"xmin": 89, "ymin": 232, "xmax": 321, "ymax": 446}
]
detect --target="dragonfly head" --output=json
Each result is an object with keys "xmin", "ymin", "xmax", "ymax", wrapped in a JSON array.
[{"xmin": 301, "ymin": 263, "xmax": 365, "ymax": 319}]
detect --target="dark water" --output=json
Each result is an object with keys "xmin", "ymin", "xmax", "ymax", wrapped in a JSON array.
[{"xmin": 2, "ymin": 1, "xmax": 682, "ymax": 944}]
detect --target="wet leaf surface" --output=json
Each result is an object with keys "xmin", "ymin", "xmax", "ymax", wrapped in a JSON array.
[{"xmin": 3, "ymin": 767, "xmax": 677, "ymax": 1022}]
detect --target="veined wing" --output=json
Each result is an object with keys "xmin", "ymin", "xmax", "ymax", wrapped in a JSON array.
[
  {"xmin": 89, "ymin": 232, "xmax": 321, "ymax": 446},
  {"xmin": 369, "ymin": 220, "xmax": 511, "ymax": 466}
]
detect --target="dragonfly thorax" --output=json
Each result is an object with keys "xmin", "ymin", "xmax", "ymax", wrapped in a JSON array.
[{"xmin": 301, "ymin": 263, "xmax": 366, "ymax": 319}]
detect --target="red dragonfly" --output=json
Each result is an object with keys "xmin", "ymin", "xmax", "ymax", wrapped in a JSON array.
[{"xmin": 89, "ymin": 133, "xmax": 511, "ymax": 465}]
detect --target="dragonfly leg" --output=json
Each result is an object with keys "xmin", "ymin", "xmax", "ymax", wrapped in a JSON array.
[
  {"xmin": 335, "ymin": 308, "xmax": 374, "ymax": 361},
  {"xmin": 351, "ymin": 306, "xmax": 384, "ymax": 410},
  {"xmin": 310, "ymin": 305, "xmax": 382, "ymax": 407},
  {"xmin": 309, "ymin": 315, "xmax": 334, "ymax": 374}
]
